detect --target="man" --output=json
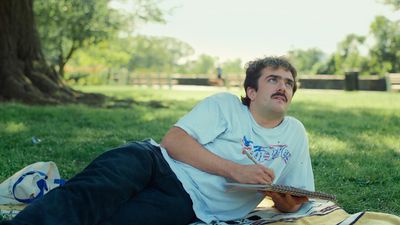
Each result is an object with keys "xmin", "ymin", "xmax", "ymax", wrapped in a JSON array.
[
  {"xmin": 1, "ymin": 56, "xmax": 314, "ymax": 225},
  {"xmin": 217, "ymin": 66, "xmax": 222, "ymax": 79}
]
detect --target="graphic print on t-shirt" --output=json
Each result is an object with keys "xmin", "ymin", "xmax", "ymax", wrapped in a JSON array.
[{"xmin": 241, "ymin": 136, "xmax": 291, "ymax": 164}]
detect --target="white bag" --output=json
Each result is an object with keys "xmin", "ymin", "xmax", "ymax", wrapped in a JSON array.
[{"xmin": 0, "ymin": 161, "xmax": 65, "ymax": 205}]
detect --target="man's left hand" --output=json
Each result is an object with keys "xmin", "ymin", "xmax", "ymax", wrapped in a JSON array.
[{"xmin": 265, "ymin": 192, "xmax": 309, "ymax": 213}]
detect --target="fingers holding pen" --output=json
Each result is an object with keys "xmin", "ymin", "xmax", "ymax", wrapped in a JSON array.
[
  {"xmin": 243, "ymin": 151, "xmax": 275, "ymax": 184},
  {"xmin": 261, "ymin": 165, "xmax": 275, "ymax": 182},
  {"xmin": 256, "ymin": 164, "xmax": 275, "ymax": 184},
  {"xmin": 253, "ymin": 164, "xmax": 275, "ymax": 184},
  {"xmin": 231, "ymin": 164, "xmax": 275, "ymax": 184}
]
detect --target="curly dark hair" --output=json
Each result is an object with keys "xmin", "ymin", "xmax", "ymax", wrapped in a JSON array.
[{"xmin": 241, "ymin": 56, "xmax": 298, "ymax": 107}]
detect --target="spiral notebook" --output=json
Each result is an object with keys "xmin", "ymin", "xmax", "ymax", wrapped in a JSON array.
[{"xmin": 225, "ymin": 182, "xmax": 336, "ymax": 201}]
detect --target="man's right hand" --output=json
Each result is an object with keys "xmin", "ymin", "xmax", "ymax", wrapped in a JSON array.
[{"xmin": 230, "ymin": 163, "xmax": 275, "ymax": 184}]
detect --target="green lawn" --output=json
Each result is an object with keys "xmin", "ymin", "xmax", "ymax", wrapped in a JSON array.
[{"xmin": 0, "ymin": 86, "xmax": 399, "ymax": 216}]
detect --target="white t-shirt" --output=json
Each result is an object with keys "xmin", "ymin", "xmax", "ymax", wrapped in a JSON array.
[{"xmin": 160, "ymin": 92, "xmax": 315, "ymax": 223}]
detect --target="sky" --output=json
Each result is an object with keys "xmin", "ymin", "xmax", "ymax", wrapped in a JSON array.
[{"xmin": 134, "ymin": 0, "xmax": 399, "ymax": 63}]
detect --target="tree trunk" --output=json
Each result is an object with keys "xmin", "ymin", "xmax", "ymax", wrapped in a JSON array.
[{"xmin": 0, "ymin": 0, "xmax": 104, "ymax": 104}]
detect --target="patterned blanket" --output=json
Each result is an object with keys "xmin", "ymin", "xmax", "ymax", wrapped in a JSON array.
[
  {"xmin": 0, "ymin": 204, "xmax": 25, "ymax": 221},
  {"xmin": 189, "ymin": 199, "xmax": 400, "ymax": 225},
  {"xmin": 1, "ymin": 199, "xmax": 399, "ymax": 224}
]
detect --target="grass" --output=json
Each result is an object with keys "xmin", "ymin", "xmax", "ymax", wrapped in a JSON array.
[{"xmin": 0, "ymin": 85, "xmax": 399, "ymax": 217}]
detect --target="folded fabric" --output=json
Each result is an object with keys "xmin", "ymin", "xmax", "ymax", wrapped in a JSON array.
[{"xmin": 0, "ymin": 161, "xmax": 65, "ymax": 205}]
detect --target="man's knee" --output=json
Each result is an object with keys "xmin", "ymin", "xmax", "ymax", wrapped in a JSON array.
[{"xmin": 96, "ymin": 141, "xmax": 154, "ymax": 166}]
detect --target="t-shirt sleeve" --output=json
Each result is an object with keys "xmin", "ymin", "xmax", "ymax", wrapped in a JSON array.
[
  {"xmin": 275, "ymin": 123, "xmax": 315, "ymax": 191},
  {"xmin": 175, "ymin": 95, "xmax": 228, "ymax": 145}
]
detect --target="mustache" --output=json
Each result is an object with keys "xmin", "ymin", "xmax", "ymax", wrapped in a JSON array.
[{"xmin": 271, "ymin": 92, "xmax": 287, "ymax": 102}]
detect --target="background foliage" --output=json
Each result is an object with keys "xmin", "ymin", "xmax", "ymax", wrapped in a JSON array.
[
  {"xmin": 31, "ymin": 0, "xmax": 400, "ymax": 86},
  {"xmin": 34, "ymin": 0, "xmax": 165, "ymax": 77}
]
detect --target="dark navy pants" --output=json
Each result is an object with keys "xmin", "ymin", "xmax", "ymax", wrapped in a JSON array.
[{"xmin": 4, "ymin": 141, "xmax": 196, "ymax": 225}]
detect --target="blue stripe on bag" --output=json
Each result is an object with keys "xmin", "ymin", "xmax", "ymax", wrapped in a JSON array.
[
  {"xmin": 12, "ymin": 170, "xmax": 66, "ymax": 204},
  {"xmin": 54, "ymin": 178, "xmax": 66, "ymax": 186}
]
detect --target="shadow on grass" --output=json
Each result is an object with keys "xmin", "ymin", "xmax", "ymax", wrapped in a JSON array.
[{"xmin": 102, "ymin": 97, "xmax": 174, "ymax": 109}]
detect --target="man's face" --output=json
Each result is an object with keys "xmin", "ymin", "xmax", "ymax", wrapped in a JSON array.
[{"xmin": 247, "ymin": 67, "xmax": 294, "ymax": 116}]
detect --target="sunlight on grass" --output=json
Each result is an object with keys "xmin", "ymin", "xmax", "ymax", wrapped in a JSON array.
[
  {"xmin": 309, "ymin": 135, "xmax": 348, "ymax": 153},
  {"xmin": 295, "ymin": 90, "xmax": 400, "ymax": 110},
  {"xmin": 357, "ymin": 133, "xmax": 399, "ymax": 149},
  {"xmin": 343, "ymin": 159, "xmax": 361, "ymax": 171},
  {"xmin": 3, "ymin": 122, "xmax": 28, "ymax": 133}
]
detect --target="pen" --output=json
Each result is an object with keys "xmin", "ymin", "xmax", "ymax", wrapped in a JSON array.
[{"xmin": 244, "ymin": 150, "xmax": 258, "ymax": 164}]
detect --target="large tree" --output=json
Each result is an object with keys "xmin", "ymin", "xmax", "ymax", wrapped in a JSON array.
[
  {"xmin": 0, "ymin": 0, "xmax": 84, "ymax": 104},
  {"xmin": 0, "ymin": 0, "xmax": 163, "ymax": 103}
]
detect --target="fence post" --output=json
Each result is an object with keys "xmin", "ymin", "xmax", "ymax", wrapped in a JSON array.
[
  {"xmin": 385, "ymin": 74, "xmax": 391, "ymax": 92},
  {"xmin": 147, "ymin": 75, "xmax": 152, "ymax": 87},
  {"xmin": 158, "ymin": 73, "xmax": 162, "ymax": 89},
  {"xmin": 168, "ymin": 74, "xmax": 172, "ymax": 89},
  {"xmin": 224, "ymin": 76, "xmax": 230, "ymax": 89},
  {"xmin": 344, "ymin": 71, "xmax": 359, "ymax": 91}
]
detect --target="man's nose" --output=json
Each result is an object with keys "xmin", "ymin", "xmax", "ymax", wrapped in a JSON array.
[{"xmin": 276, "ymin": 80, "xmax": 287, "ymax": 91}]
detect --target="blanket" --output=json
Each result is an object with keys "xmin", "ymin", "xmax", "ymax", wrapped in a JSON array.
[
  {"xmin": 1, "ymin": 199, "xmax": 399, "ymax": 224},
  {"xmin": 0, "ymin": 204, "xmax": 25, "ymax": 220},
  {"xmin": 189, "ymin": 199, "xmax": 400, "ymax": 225}
]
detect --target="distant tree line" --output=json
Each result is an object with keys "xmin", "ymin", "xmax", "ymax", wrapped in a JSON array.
[
  {"xmin": 67, "ymin": 35, "xmax": 243, "ymax": 76},
  {"xmin": 32, "ymin": 0, "xmax": 400, "ymax": 87},
  {"xmin": 288, "ymin": 0, "xmax": 400, "ymax": 76}
]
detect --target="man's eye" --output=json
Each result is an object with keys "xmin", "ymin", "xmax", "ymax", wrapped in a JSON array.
[
  {"xmin": 285, "ymin": 82, "xmax": 294, "ymax": 88},
  {"xmin": 267, "ymin": 78, "xmax": 278, "ymax": 84}
]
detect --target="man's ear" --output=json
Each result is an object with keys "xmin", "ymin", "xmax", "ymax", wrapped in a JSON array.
[{"xmin": 246, "ymin": 87, "xmax": 256, "ymax": 101}]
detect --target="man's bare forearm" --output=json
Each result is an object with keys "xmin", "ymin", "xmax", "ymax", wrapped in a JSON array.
[
  {"xmin": 161, "ymin": 127, "xmax": 275, "ymax": 184},
  {"xmin": 161, "ymin": 126, "xmax": 240, "ymax": 180}
]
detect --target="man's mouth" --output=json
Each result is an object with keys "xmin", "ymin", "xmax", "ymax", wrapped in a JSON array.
[{"xmin": 271, "ymin": 93, "xmax": 287, "ymax": 102}]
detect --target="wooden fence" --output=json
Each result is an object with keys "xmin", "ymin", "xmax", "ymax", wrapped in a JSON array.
[
  {"xmin": 386, "ymin": 73, "xmax": 400, "ymax": 92},
  {"xmin": 119, "ymin": 73, "xmax": 399, "ymax": 92},
  {"xmin": 126, "ymin": 74, "xmax": 244, "ymax": 89}
]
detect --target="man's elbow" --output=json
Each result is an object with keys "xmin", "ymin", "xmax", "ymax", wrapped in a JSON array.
[
  {"xmin": 161, "ymin": 126, "xmax": 183, "ymax": 150},
  {"xmin": 160, "ymin": 130, "xmax": 173, "ymax": 149}
]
